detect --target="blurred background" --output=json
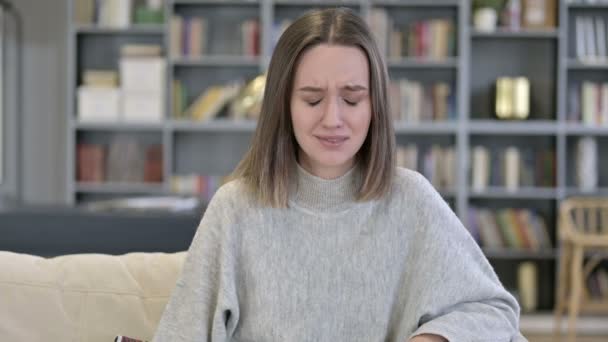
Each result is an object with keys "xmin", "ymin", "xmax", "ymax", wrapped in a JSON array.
[{"xmin": 0, "ymin": 0, "xmax": 607, "ymax": 341}]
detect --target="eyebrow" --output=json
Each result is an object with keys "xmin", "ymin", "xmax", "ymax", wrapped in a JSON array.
[{"xmin": 297, "ymin": 85, "xmax": 368, "ymax": 92}]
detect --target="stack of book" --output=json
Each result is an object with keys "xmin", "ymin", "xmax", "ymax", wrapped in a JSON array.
[
  {"xmin": 471, "ymin": 145, "xmax": 555, "ymax": 192},
  {"xmin": 396, "ymin": 144, "xmax": 456, "ymax": 191},
  {"xmin": 467, "ymin": 207, "xmax": 552, "ymax": 251},
  {"xmin": 370, "ymin": 9, "xmax": 455, "ymax": 60},
  {"xmin": 389, "ymin": 80, "xmax": 455, "ymax": 122},
  {"xmin": 120, "ymin": 44, "xmax": 165, "ymax": 123}
]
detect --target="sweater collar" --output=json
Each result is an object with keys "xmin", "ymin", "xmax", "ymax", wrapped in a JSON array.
[{"xmin": 289, "ymin": 162, "xmax": 362, "ymax": 213}]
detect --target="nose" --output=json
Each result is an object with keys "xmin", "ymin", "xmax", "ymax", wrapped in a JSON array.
[{"xmin": 321, "ymin": 96, "xmax": 343, "ymax": 129}]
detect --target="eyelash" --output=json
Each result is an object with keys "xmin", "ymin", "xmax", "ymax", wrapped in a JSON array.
[{"xmin": 307, "ymin": 99, "xmax": 358, "ymax": 107}]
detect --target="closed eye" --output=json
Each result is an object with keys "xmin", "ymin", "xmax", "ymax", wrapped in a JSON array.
[
  {"xmin": 307, "ymin": 99, "xmax": 322, "ymax": 106},
  {"xmin": 344, "ymin": 99, "xmax": 358, "ymax": 106}
]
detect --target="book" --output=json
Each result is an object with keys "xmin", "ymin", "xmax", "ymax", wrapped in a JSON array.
[
  {"xmin": 82, "ymin": 70, "xmax": 119, "ymax": 88},
  {"xmin": 74, "ymin": 0, "xmax": 95, "ymax": 25},
  {"xmin": 513, "ymin": 77, "xmax": 530, "ymax": 119},
  {"xmin": 184, "ymin": 82, "xmax": 243, "ymax": 122},
  {"xmin": 472, "ymin": 146, "xmax": 490, "ymax": 192},
  {"xmin": 522, "ymin": 0, "xmax": 556, "ymax": 29},
  {"xmin": 496, "ymin": 77, "xmax": 514, "ymax": 119},
  {"xmin": 121, "ymin": 44, "xmax": 162, "ymax": 58},
  {"xmin": 576, "ymin": 16, "xmax": 586, "ymax": 60},
  {"xmin": 77, "ymin": 144, "xmax": 106, "ymax": 182},
  {"xmin": 171, "ymin": 15, "xmax": 183, "ymax": 58},
  {"xmin": 596, "ymin": 17, "xmax": 607, "ymax": 60},
  {"xmin": 504, "ymin": 146, "xmax": 521, "ymax": 191},
  {"xmin": 144, "ymin": 145, "xmax": 163, "ymax": 183},
  {"xmin": 518, "ymin": 262, "xmax": 538, "ymax": 312},
  {"xmin": 106, "ymin": 136, "xmax": 145, "ymax": 183},
  {"xmin": 576, "ymin": 136, "xmax": 598, "ymax": 192}
]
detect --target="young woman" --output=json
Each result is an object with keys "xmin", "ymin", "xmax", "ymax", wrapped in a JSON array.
[{"xmin": 154, "ymin": 8, "xmax": 526, "ymax": 342}]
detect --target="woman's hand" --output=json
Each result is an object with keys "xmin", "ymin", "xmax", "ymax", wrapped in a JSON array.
[{"xmin": 409, "ymin": 334, "xmax": 448, "ymax": 342}]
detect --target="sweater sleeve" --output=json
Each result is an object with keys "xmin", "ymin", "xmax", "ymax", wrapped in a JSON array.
[
  {"xmin": 406, "ymin": 174, "xmax": 526, "ymax": 342},
  {"xmin": 152, "ymin": 189, "xmax": 239, "ymax": 342}
]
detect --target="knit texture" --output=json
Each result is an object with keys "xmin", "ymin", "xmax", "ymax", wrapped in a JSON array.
[{"xmin": 153, "ymin": 164, "xmax": 527, "ymax": 342}]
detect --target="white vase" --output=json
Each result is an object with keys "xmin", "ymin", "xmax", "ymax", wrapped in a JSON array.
[{"xmin": 474, "ymin": 7, "xmax": 498, "ymax": 32}]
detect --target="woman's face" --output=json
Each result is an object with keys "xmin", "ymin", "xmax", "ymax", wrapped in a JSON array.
[{"xmin": 290, "ymin": 44, "xmax": 372, "ymax": 179}]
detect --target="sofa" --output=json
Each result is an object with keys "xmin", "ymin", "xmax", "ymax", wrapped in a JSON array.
[{"xmin": 0, "ymin": 250, "xmax": 186, "ymax": 342}]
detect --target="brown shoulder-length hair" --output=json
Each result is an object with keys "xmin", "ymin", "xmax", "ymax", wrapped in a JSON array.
[{"xmin": 230, "ymin": 7, "xmax": 395, "ymax": 208}]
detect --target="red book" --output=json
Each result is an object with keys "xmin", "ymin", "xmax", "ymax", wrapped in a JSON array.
[{"xmin": 77, "ymin": 143, "xmax": 105, "ymax": 182}]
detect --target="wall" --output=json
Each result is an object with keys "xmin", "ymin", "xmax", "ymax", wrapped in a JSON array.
[{"xmin": 3, "ymin": 0, "xmax": 68, "ymax": 205}]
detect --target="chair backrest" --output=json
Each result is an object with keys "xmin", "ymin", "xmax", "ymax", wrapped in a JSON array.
[{"xmin": 559, "ymin": 197, "xmax": 608, "ymax": 245}]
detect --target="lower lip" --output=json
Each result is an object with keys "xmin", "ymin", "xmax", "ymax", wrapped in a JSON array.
[{"xmin": 317, "ymin": 137, "xmax": 347, "ymax": 148}]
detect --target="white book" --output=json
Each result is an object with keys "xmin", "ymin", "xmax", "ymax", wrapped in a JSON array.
[
  {"xmin": 596, "ymin": 17, "xmax": 607, "ymax": 60},
  {"xmin": 581, "ymin": 81, "xmax": 598, "ymax": 125},
  {"xmin": 441, "ymin": 147, "xmax": 456, "ymax": 190},
  {"xmin": 577, "ymin": 137, "xmax": 598, "ymax": 193},
  {"xmin": 504, "ymin": 146, "xmax": 520, "ymax": 192},
  {"xmin": 586, "ymin": 16, "xmax": 597, "ymax": 61},
  {"xmin": 472, "ymin": 146, "xmax": 490, "ymax": 192},
  {"xmin": 576, "ymin": 16, "xmax": 586, "ymax": 60}
]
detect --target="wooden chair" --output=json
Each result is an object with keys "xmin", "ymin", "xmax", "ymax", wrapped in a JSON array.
[{"xmin": 554, "ymin": 197, "xmax": 608, "ymax": 341}]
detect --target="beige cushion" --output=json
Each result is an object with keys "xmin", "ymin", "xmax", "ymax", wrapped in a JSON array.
[{"xmin": 0, "ymin": 251, "xmax": 186, "ymax": 342}]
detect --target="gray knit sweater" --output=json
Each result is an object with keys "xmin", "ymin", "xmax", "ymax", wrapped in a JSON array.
[{"xmin": 153, "ymin": 164, "xmax": 527, "ymax": 342}]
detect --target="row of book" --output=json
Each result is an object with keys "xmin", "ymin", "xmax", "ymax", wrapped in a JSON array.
[
  {"xmin": 170, "ymin": 175, "xmax": 229, "ymax": 202},
  {"xmin": 389, "ymin": 80, "xmax": 455, "ymax": 123},
  {"xmin": 568, "ymin": 81, "xmax": 608, "ymax": 126},
  {"xmin": 468, "ymin": 207, "xmax": 552, "ymax": 250},
  {"xmin": 471, "ymin": 146, "xmax": 555, "ymax": 191},
  {"xmin": 77, "ymin": 141, "xmax": 163, "ymax": 184},
  {"xmin": 587, "ymin": 268, "xmax": 608, "ymax": 299},
  {"xmin": 74, "ymin": 0, "xmax": 164, "ymax": 27},
  {"xmin": 170, "ymin": 15, "xmax": 260, "ymax": 58},
  {"xmin": 173, "ymin": 75, "xmax": 265, "ymax": 121},
  {"xmin": 574, "ymin": 15, "xmax": 608, "ymax": 63},
  {"xmin": 78, "ymin": 44, "xmax": 165, "ymax": 124},
  {"xmin": 370, "ymin": 9, "xmax": 455, "ymax": 60},
  {"xmin": 396, "ymin": 144, "xmax": 456, "ymax": 191}
]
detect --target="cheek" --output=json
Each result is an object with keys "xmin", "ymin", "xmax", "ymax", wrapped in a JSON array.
[
  {"xmin": 352, "ymin": 104, "xmax": 372, "ymax": 133},
  {"xmin": 291, "ymin": 102, "xmax": 316, "ymax": 134}
]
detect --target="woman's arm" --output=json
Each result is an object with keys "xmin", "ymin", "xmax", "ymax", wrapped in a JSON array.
[
  {"xmin": 405, "ymin": 173, "xmax": 523, "ymax": 341},
  {"xmin": 153, "ymin": 189, "xmax": 239, "ymax": 341}
]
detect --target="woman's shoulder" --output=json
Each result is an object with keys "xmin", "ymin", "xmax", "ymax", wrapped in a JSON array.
[
  {"xmin": 392, "ymin": 167, "xmax": 434, "ymax": 193},
  {"xmin": 388, "ymin": 167, "xmax": 444, "ymax": 208},
  {"xmin": 205, "ymin": 177, "xmax": 255, "ymax": 214}
]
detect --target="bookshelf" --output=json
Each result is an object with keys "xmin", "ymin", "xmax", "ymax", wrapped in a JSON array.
[{"xmin": 67, "ymin": 0, "xmax": 608, "ymax": 314}]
